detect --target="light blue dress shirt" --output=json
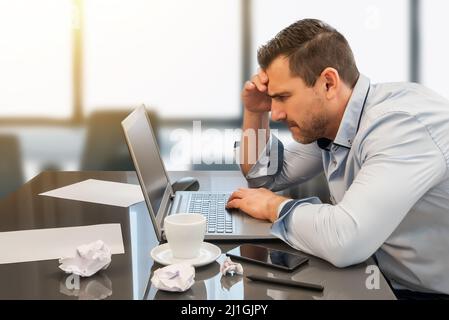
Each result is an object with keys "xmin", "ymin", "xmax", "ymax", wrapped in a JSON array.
[{"xmin": 244, "ymin": 74, "xmax": 449, "ymax": 294}]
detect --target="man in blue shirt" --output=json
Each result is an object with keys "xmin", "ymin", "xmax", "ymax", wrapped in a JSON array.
[{"xmin": 226, "ymin": 18, "xmax": 449, "ymax": 297}]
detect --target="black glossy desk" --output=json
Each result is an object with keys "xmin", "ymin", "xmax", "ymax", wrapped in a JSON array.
[{"xmin": 0, "ymin": 171, "xmax": 396, "ymax": 300}]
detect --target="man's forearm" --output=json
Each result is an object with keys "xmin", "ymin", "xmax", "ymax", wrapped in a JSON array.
[{"xmin": 240, "ymin": 110, "xmax": 270, "ymax": 176}]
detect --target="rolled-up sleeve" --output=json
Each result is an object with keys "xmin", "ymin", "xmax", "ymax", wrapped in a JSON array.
[
  {"xmin": 271, "ymin": 112, "xmax": 447, "ymax": 268},
  {"xmin": 243, "ymin": 134, "xmax": 323, "ymax": 191}
]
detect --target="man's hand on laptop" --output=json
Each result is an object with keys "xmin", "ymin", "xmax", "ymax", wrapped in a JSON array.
[{"xmin": 226, "ymin": 188, "xmax": 289, "ymax": 223}]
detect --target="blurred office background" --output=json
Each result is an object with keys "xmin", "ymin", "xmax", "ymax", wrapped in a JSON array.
[{"xmin": 0, "ymin": 0, "xmax": 447, "ymax": 200}]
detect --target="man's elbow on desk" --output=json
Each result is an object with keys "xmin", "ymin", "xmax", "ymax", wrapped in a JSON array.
[
  {"xmin": 295, "ymin": 235, "xmax": 374, "ymax": 268},
  {"xmin": 317, "ymin": 233, "xmax": 378, "ymax": 268},
  {"xmin": 320, "ymin": 229, "xmax": 381, "ymax": 269},
  {"xmin": 326, "ymin": 247, "xmax": 372, "ymax": 269},
  {"xmin": 285, "ymin": 207, "xmax": 376, "ymax": 269}
]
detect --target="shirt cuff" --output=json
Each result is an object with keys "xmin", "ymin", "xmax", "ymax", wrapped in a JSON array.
[
  {"xmin": 270, "ymin": 197, "xmax": 322, "ymax": 245},
  {"xmin": 277, "ymin": 199, "xmax": 294, "ymax": 219},
  {"xmin": 246, "ymin": 135, "xmax": 273, "ymax": 179},
  {"xmin": 245, "ymin": 133, "xmax": 284, "ymax": 180}
]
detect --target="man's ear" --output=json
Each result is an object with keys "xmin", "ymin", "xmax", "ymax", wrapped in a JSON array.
[{"xmin": 321, "ymin": 67, "xmax": 340, "ymax": 99}]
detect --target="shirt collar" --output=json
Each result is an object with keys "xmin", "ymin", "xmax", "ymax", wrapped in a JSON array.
[{"xmin": 331, "ymin": 73, "xmax": 371, "ymax": 149}]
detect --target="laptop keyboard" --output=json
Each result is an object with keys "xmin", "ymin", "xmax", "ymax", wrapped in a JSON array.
[{"xmin": 187, "ymin": 193, "xmax": 233, "ymax": 233}]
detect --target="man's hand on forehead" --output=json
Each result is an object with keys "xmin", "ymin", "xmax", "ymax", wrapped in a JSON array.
[{"xmin": 249, "ymin": 69, "xmax": 269, "ymax": 93}]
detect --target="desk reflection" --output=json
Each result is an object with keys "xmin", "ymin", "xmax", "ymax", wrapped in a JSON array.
[
  {"xmin": 147, "ymin": 254, "xmax": 326, "ymax": 300},
  {"xmin": 59, "ymin": 272, "xmax": 112, "ymax": 300}
]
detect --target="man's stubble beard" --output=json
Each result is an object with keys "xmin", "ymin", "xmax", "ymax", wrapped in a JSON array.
[{"xmin": 292, "ymin": 100, "xmax": 329, "ymax": 144}]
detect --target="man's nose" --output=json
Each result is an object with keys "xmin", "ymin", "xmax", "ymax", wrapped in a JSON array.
[{"xmin": 271, "ymin": 104, "xmax": 287, "ymax": 122}]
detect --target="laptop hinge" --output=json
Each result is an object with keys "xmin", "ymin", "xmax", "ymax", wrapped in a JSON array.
[{"xmin": 155, "ymin": 187, "xmax": 175, "ymax": 230}]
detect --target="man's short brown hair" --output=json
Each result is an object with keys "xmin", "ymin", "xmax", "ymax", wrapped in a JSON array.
[{"xmin": 257, "ymin": 19, "xmax": 359, "ymax": 88}]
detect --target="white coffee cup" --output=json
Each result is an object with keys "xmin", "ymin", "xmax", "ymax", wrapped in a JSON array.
[{"xmin": 164, "ymin": 213, "xmax": 206, "ymax": 259}]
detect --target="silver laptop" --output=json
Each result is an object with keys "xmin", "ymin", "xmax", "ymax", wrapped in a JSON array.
[{"xmin": 121, "ymin": 106, "xmax": 275, "ymax": 241}]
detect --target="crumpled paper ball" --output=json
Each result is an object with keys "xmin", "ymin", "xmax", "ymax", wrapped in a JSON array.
[
  {"xmin": 151, "ymin": 263, "xmax": 195, "ymax": 292},
  {"xmin": 59, "ymin": 240, "xmax": 112, "ymax": 277},
  {"xmin": 220, "ymin": 257, "xmax": 243, "ymax": 276}
]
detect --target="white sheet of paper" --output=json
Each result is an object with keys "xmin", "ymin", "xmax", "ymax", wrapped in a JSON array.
[
  {"xmin": 39, "ymin": 179, "xmax": 144, "ymax": 207},
  {"xmin": 0, "ymin": 223, "xmax": 124, "ymax": 264}
]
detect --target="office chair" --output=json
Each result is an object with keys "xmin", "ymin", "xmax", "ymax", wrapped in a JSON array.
[
  {"xmin": 81, "ymin": 108, "xmax": 159, "ymax": 171},
  {"xmin": 0, "ymin": 134, "xmax": 24, "ymax": 199}
]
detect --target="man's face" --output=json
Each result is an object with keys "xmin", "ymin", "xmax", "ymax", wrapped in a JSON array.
[{"xmin": 265, "ymin": 56, "xmax": 329, "ymax": 144}]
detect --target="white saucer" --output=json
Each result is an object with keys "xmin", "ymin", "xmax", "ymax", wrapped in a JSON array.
[{"xmin": 150, "ymin": 242, "xmax": 221, "ymax": 267}]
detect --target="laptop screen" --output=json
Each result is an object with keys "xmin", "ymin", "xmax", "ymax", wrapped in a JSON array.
[{"xmin": 122, "ymin": 106, "xmax": 170, "ymax": 217}]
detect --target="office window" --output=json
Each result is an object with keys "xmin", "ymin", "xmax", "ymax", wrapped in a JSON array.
[
  {"xmin": 251, "ymin": 0, "xmax": 409, "ymax": 84},
  {"xmin": 0, "ymin": 0, "xmax": 73, "ymax": 118},
  {"xmin": 83, "ymin": 0, "xmax": 242, "ymax": 119},
  {"xmin": 422, "ymin": 0, "xmax": 449, "ymax": 100}
]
